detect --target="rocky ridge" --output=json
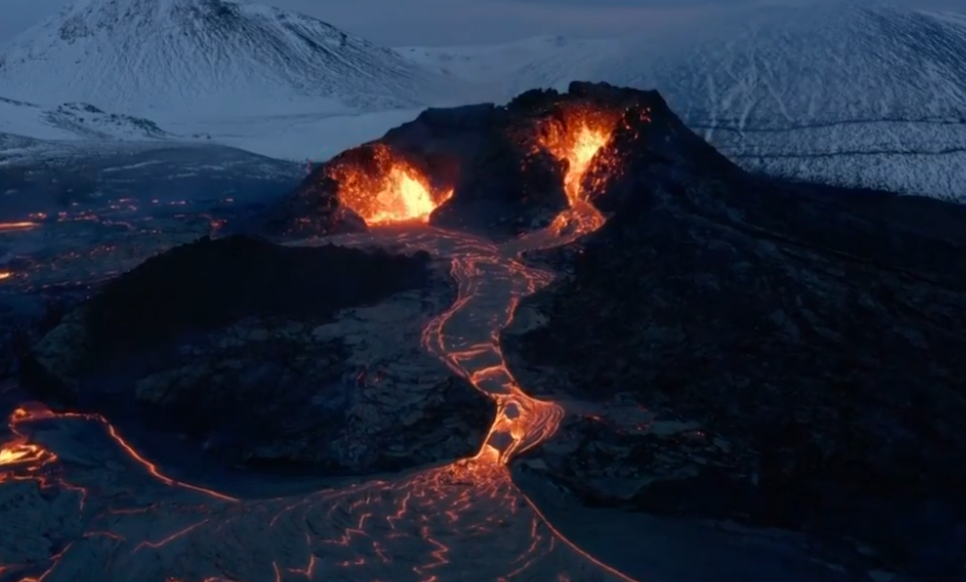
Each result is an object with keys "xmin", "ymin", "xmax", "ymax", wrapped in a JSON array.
[{"xmin": 24, "ymin": 235, "xmax": 494, "ymax": 475}]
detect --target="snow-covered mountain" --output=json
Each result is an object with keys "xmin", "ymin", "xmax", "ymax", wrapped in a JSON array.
[
  {"xmin": 0, "ymin": 0, "xmax": 468, "ymax": 117},
  {"xmin": 399, "ymin": 5, "xmax": 966, "ymax": 202}
]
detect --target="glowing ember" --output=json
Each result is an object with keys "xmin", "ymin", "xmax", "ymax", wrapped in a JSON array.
[
  {"xmin": 0, "ymin": 440, "xmax": 47, "ymax": 466},
  {"xmin": 328, "ymin": 145, "xmax": 452, "ymax": 225},
  {"xmin": 0, "ymin": 221, "xmax": 39, "ymax": 232},
  {"xmin": 0, "ymin": 99, "xmax": 654, "ymax": 582}
]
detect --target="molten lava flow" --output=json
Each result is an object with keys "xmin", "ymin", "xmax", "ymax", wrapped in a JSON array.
[
  {"xmin": 328, "ymin": 144, "xmax": 452, "ymax": 225},
  {"xmin": 0, "ymin": 403, "xmax": 236, "ymax": 500}
]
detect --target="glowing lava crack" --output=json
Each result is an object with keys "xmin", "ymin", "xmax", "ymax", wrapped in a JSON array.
[{"xmin": 0, "ymin": 111, "xmax": 640, "ymax": 582}]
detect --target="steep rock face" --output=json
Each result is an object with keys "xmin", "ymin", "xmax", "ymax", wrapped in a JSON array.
[
  {"xmin": 24, "ymin": 235, "xmax": 494, "ymax": 475},
  {"xmin": 497, "ymin": 83, "xmax": 966, "ymax": 580},
  {"xmin": 0, "ymin": 0, "xmax": 462, "ymax": 115}
]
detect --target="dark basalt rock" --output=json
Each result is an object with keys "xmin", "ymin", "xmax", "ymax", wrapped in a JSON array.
[
  {"xmin": 81, "ymin": 234, "xmax": 432, "ymax": 355},
  {"xmin": 500, "ymin": 86, "xmax": 966, "ymax": 581},
  {"xmin": 23, "ymin": 235, "xmax": 494, "ymax": 475},
  {"xmin": 256, "ymin": 168, "xmax": 367, "ymax": 239}
]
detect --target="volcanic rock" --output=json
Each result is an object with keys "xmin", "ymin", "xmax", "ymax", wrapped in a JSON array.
[
  {"xmin": 24, "ymin": 235, "xmax": 494, "ymax": 475},
  {"xmin": 500, "ymin": 85, "xmax": 966, "ymax": 581}
]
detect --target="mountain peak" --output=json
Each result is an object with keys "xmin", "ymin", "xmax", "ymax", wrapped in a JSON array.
[{"xmin": 0, "ymin": 0, "xmax": 460, "ymax": 117}]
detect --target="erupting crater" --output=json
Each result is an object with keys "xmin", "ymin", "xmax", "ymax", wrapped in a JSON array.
[
  {"xmin": 325, "ymin": 144, "xmax": 453, "ymax": 225},
  {"xmin": 535, "ymin": 106, "xmax": 624, "ymax": 207},
  {"xmin": 533, "ymin": 106, "xmax": 625, "ymax": 233},
  {"xmin": 271, "ymin": 84, "xmax": 651, "ymax": 239}
]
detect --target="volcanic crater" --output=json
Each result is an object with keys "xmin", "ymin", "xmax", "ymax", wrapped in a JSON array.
[{"xmin": 259, "ymin": 82, "xmax": 663, "ymax": 239}]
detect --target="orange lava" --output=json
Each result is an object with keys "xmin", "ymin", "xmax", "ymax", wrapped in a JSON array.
[
  {"xmin": 0, "ymin": 439, "xmax": 47, "ymax": 467},
  {"xmin": 533, "ymin": 106, "xmax": 628, "ymax": 234},
  {"xmin": 536, "ymin": 107, "xmax": 622, "ymax": 206},
  {"xmin": 0, "ymin": 221, "xmax": 39, "ymax": 232},
  {"xmin": 0, "ymin": 403, "xmax": 237, "ymax": 501},
  {"xmin": 328, "ymin": 144, "xmax": 453, "ymax": 225}
]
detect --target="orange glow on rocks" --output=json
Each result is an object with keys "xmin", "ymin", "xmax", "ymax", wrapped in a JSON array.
[{"xmin": 327, "ymin": 144, "xmax": 453, "ymax": 225}]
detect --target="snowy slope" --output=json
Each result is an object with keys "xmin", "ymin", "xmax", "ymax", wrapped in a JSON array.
[
  {"xmin": 0, "ymin": 91, "xmax": 425, "ymax": 170},
  {"xmin": 399, "ymin": 5, "xmax": 966, "ymax": 202},
  {"xmin": 396, "ymin": 36, "xmax": 623, "ymax": 93},
  {"xmin": 0, "ymin": 96, "xmax": 172, "ymax": 142},
  {"xmin": 0, "ymin": 0, "xmax": 468, "ymax": 117}
]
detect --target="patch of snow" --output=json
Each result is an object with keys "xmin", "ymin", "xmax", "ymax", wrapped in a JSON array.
[
  {"xmin": 0, "ymin": 96, "xmax": 175, "ymax": 146},
  {"xmin": 0, "ymin": 98, "xmax": 80, "ymax": 141},
  {"xmin": 157, "ymin": 108, "xmax": 425, "ymax": 162},
  {"xmin": 0, "ymin": 105, "xmax": 426, "ymax": 168},
  {"xmin": 395, "ymin": 35, "xmax": 622, "ymax": 94}
]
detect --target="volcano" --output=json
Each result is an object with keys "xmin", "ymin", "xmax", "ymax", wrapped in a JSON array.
[{"xmin": 7, "ymin": 82, "xmax": 966, "ymax": 582}]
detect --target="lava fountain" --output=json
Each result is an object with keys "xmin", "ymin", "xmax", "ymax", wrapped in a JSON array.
[
  {"xmin": 535, "ymin": 106, "xmax": 624, "ymax": 233},
  {"xmin": 326, "ymin": 144, "xmax": 452, "ymax": 225}
]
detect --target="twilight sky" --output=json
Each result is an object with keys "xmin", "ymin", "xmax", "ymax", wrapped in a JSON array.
[{"xmin": 0, "ymin": 0, "xmax": 960, "ymax": 46}]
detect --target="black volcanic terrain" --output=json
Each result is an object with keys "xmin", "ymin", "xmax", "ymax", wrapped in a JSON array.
[
  {"xmin": 1, "ymin": 82, "xmax": 963, "ymax": 582},
  {"xmin": 503, "ymin": 121, "xmax": 966, "ymax": 579}
]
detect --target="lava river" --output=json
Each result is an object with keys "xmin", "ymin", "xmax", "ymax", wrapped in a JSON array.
[{"xmin": 0, "ymin": 116, "xmax": 639, "ymax": 582}]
